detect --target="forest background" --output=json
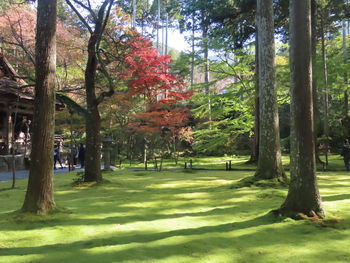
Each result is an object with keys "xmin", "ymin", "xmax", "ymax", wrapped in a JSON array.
[{"xmin": 0, "ymin": 0, "xmax": 349, "ymax": 167}]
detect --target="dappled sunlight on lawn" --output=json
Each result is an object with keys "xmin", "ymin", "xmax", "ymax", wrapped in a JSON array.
[{"xmin": 1, "ymin": 169, "xmax": 350, "ymax": 262}]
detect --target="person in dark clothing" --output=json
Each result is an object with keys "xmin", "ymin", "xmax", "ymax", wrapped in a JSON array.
[
  {"xmin": 70, "ymin": 145, "xmax": 78, "ymax": 165},
  {"xmin": 78, "ymin": 143, "xmax": 85, "ymax": 168},
  {"xmin": 54, "ymin": 144, "xmax": 63, "ymax": 169},
  {"xmin": 341, "ymin": 139, "xmax": 350, "ymax": 171}
]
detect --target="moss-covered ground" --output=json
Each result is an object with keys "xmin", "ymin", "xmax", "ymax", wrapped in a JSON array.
[
  {"xmin": 120, "ymin": 154, "xmax": 345, "ymax": 171},
  {"xmin": 1, "ymin": 168, "xmax": 350, "ymax": 263}
]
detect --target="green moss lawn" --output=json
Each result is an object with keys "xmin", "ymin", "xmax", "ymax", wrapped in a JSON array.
[
  {"xmin": 120, "ymin": 154, "xmax": 345, "ymax": 171},
  {"xmin": 1, "ymin": 168, "xmax": 350, "ymax": 263}
]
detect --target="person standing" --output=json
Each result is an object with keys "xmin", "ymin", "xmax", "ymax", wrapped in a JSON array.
[
  {"xmin": 54, "ymin": 144, "xmax": 63, "ymax": 169},
  {"xmin": 341, "ymin": 139, "xmax": 350, "ymax": 171},
  {"xmin": 78, "ymin": 143, "xmax": 85, "ymax": 168}
]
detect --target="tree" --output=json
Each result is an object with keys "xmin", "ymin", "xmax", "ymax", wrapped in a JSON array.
[
  {"xmin": 0, "ymin": 3, "xmax": 85, "ymax": 88},
  {"xmin": 278, "ymin": 0, "xmax": 325, "ymax": 218},
  {"xmin": 254, "ymin": 0, "xmax": 285, "ymax": 180},
  {"xmin": 191, "ymin": 49, "xmax": 255, "ymax": 156},
  {"xmin": 64, "ymin": 0, "xmax": 115, "ymax": 182},
  {"xmin": 21, "ymin": 0, "xmax": 57, "ymax": 214},
  {"xmin": 119, "ymin": 35, "xmax": 192, "ymax": 164}
]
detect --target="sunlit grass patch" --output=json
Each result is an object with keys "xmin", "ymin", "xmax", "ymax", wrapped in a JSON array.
[{"xmin": 0, "ymin": 167, "xmax": 350, "ymax": 263}]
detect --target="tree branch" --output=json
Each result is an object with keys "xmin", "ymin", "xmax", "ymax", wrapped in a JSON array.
[
  {"xmin": 72, "ymin": 0, "xmax": 98, "ymax": 22},
  {"xmin": 96, "ymin": 0, "xmax": 116, "ymax": 104},
  {"xmin": 56, "ymin": 92, "xmax": 87, "ymax": 117},
  {"xmin": 65, "ymin": 0, "xmax": 93, "ymax": 34}
]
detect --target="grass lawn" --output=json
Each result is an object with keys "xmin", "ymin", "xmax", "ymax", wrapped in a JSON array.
[
  {"xmin": 121, "ymin": 154, "xmax": 346, "ymax": 171},
  {"xmin": 1, "ymin": 169, "xmax": 350, "ymax": 263}
]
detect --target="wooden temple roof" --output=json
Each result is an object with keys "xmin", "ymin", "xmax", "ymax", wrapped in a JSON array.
[{"xmin": 0, "ymin": 53, "xmax": 34, "ymax": 102}]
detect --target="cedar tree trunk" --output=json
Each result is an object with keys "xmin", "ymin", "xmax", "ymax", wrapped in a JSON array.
[
  {"xmin": 248, "ymin": 30, "xmax": 260, "ymax": 164},
  {"xmin": 279, "ymin": 0, "xmax": 325, "ymax": 218},
  {"xmin": 311, "ymin": 0, "xmax": 324, "ymax": 165},
  {"xmin": 22, "ymin": 0, "xmax": 57, "ymax": 214},
  {"xmin": 255, "ymin": 0, "xmax": 285, "ymax": 180}
]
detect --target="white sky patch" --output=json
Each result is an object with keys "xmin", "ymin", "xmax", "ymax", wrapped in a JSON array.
[{"xmin": 167, "ymin": 28, "xmax": 191, "ymax": 52}]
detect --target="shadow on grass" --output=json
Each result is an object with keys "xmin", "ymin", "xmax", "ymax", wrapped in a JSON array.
[
  {"xmin": 2, "ymin": 169, "xmax": 350, "ymax": 263},
  {"xmin": 323, "ymin": 193, "xmax": 350, "ymax": 202},
  {"xmin": 0, "ymin": 187, "xmax": 15, "ymax": 192},
  {"xmin": 3, "ymin": 212, "xmax": 349, "ymax": 263},
  {"xmin": 0, "ymin": 213, "xmax": 279, "ymax": 254}
]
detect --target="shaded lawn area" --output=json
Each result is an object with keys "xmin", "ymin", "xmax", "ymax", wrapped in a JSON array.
[
  {"xmin": 121, "ymin": 154, "xmax": 346, "ymax": 171},
  {"xmin": 0, "ymin": 169, "xmax": 350, "ymax": 263}
]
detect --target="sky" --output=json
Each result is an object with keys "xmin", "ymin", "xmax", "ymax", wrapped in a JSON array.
[{"xmin": 167, "ymin": 29, "xmax": 190, "ymax": 52}]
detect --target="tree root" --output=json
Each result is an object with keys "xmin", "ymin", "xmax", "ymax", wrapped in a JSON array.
[{"xmin": 271, "ymin": 208, "xmax": 325, "ymax": 221}]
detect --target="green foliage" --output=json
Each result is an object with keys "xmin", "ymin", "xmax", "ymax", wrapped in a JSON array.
[
  {"xmin": 314, "ymin": 33, "xmax": 350, "ymax": 147},
  {"xmin": 71, "ymin": 171, "xmax": 85, "ymax": 185},
  {"xmin": 190, "ymin": 49, "xmax": 255, "ymax": 155}
]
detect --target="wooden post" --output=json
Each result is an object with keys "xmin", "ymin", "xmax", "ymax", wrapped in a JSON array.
[
  {"xmin": 154, "ymin": 157, "xmax": 158, "ymax": 170},
  {"xmin": 184, "ymin": 162, "xmax": 187, "ymax": 169},
  {"xmin": 190, "ymin": 159, "xmax": 193, "ymax": 169},
  {"xmin": 6, "ymin": 110, "xmax": 12, "ymax": 154},
  {"xmin": 226, "ymin": 162, "xmax": 228, "ymax": 171},
  {"xmin": 229, "ymin": 160, "xmax": 232, "ymax": 170}
]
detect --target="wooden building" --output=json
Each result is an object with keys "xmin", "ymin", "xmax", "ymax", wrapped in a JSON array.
[{"xmin": 0, "ymin": 53, "xmax": 34, "ymax": 157}]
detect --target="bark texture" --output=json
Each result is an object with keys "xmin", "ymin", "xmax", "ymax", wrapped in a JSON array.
[
  {"xmin": 84, "ymin": 34, "xmax": 102, "ymax": 182},
  {"xmin": 343, "ymin": 21, "xmax": 348, "ymax": 117},
  {"xmin": 311, "ymin": 0, "xmax": 325, "ymax": 165},
  {"xmin": 255, "ymin": 0, "xmax": 285, "ymax": 180},
  {"xmin": 279, "ymin": 0, "xmax": 324, "ymax": 217},
  {"xmin": 201, "ymin": 15, "xmax": 212, "ymax": 126},
  {"xmin": 248, "ymin": 31, "xmax": 259, "ymax": 164},
  {"xmin": 22, "ymin": 0, "xmax": 57, "ymax": 214},
  {"xmin": 65, "ymin": 0, "xmax": 114, "ymax": 182}
]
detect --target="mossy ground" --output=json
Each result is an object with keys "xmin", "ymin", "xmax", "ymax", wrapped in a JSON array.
[
  {"xmin": 121, "ymin": 154, "xmax": 345, "ymax": 171},
  {"xmin": 1, "ymin": 165, "xmax": 350, "ymax": 263}
]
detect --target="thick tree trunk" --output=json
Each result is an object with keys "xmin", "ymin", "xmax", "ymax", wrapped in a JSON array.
[
  {"xmin": 65, "ymin": 0, "xmax": 113, "ymax": 183},
  {"xmin": 279, "ymin": 0, "xmax": 324, "ymax": 218},
  {"xmin": 22, "ymin": 0, "xmax": 57, "ymax": 214},
  {"xmin": 84, "ymin": 37, "xmax": 102, "ymax": 182},
  {"xmin": 255, "ymin": 0, "xmax": 285, "ymax": 180}
]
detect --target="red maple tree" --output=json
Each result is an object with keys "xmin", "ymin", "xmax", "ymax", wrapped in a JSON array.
[{"xmin": 115, "ymin": 34, "xmax": 193, "ymax": 139}]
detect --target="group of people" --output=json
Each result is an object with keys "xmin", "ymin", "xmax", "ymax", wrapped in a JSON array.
[{"xmin": 54, "ymin": 143, "xmax": 85, "ymax": 170}]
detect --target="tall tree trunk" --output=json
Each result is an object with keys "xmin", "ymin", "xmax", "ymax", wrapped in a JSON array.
[
  {"xmin": 201, "ymin": 16, "xmax": 212, "ymax": 127},
  {"xmin": 279, "ymin": 0, "xmax": 324, "ymax": 218},
  {"xmin": 248, "ymin": 30, "xmax": 259, "ymax": 164},
  {"xmin": 190, "ymin": 12, "xmax": 195, "ymax": 86},
  {"xmin": 255, "ymin": 0, "xmax": 285, "ymax": 180},
  {"xmin": 165, "ymin": 12, "xmax": 168, "ymax": 55},
  {"xmin": 132, "ymin": 0, "xmax": 136, "ymax": 28},
  {"xmin": 343, "ymin": 20, "xmax": 348, "ymax": 117},
  {"xmin": 65, "ymin": 0, "xmax": 114, "ymax": 183},
  {"xmin": 311, "ymin": 0, "xmax": 324, "ymax": 165},
  {"xmin": 156, "ymin": 0, "xmax": 160, "ymax": 53},
  {"xmin": 321, "ymin": 14, "xmax": 329, "ymax": 166},
  {"xmin": 22, "ymin": 0, "xmax": 57, "ymax": 214},
  {"xmin": 84, "ymin": 37, "xmax": 102, "ymax": 182}
]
